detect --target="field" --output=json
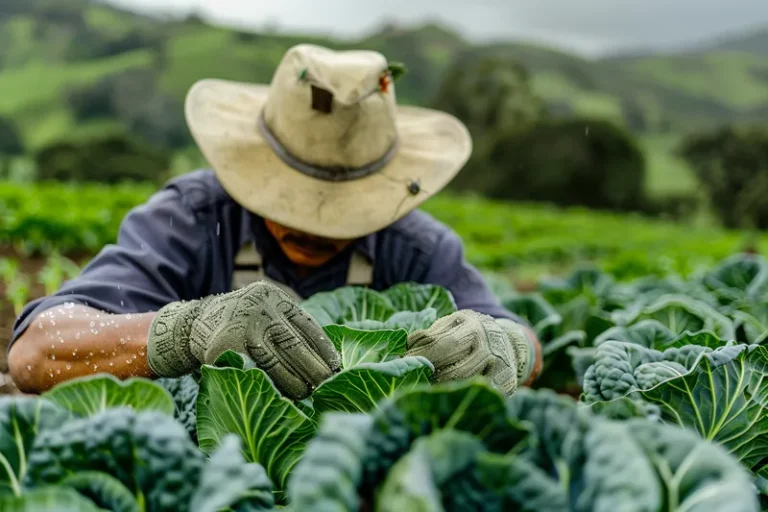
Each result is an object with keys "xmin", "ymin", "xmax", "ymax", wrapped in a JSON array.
[
  {"xmin": 2, "ymin": 240, "xmax": 768, "ymax": 509},
  {"xmin": 0, "ymin": 179, "xmax": 763, "ymax": 389},
  {"xmin": 3, "ymin": 2, "xmax": 768, "ymax": 509}
]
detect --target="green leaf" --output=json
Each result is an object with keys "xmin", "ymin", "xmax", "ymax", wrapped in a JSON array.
[
  {"xmin": 625, "ymin": 419, "xmax": 760, "ymax": 512},
  {"xmin": 502, "ymin": 293, "xmax": 562, "ymax": 341},
  {"xmin": 584, "ymin": 341, "xmax": 768, "ymax": 474},
  {"xmin": 190, "ymin": 435, "xmax": 275, "ymax": 512},
  {"xmin": 375, "ymin": 430, "xmax": 495, "ymax": 512},
  {"xmin": 542, "ymin": 330, "xmax": 585, "ymax": 359},
  {"xmin": 288, "ymin": 380, "xmax": 531, "ymax": 511},
  {"xmin": 594, "ymin": 319, "xmax": 676, "ymax": 348},
  {"xmin": 387, "ymin": 61, "xmax": 407, "ymax": 81},
  {"xmin": 323, "ymin": 325, "xmax": 408, "ymax": 367},
  {"xmin": 156, "ymin": 375, "xmax": 199, "ymax": 442},
  {"xmin": 384, "ymin": 309, "xmax": 438, "ymax": 331},
  {"xmin": 476, "ymin": 452, "xmax": 568, "ymax": 512},
  {"xmin": 300, "ymin": 286, "xmax": 395, "ymax": 326},
  {"xmin": 0, "ymin": 396, "xmax": 71, "ymax": 496},
  {"xmin": 346, "ymin": 309, "xmax": 439, "ymax": 332},
  {"xmin": 43, "ymin": 374, "xmax": 175, "ymax": 418},
  {"xmin": 508, "ymin": 388, "xmax": 760, "ymax": 511},
  {"xmin": 287, "ymin": 413, "xmax": 373, "ymax": 511},
  {"xmin": 0, "ymin": 486, "xmax": 106, "ymax": 511},
  {"xmin": 701, "ymin": 253, "xmax": 768, "ymax": 304},
  {"xmin": 58, "ymin": 472, "xmax": 139, "ymax": 512},
  {"xmin": 566, "ymin": 346, "xmax": 597, "ymax": 386},
  {"xmin": 196, "ymin": 365, "xmax": 315, "ymax": 497},
  {"xmin": 612, "ymin": 294, "xmax": 736, "ymax": 340},
  {"xmin": 381, "ymin": 283, "xmax": 457, "ymax": 318},
  {"xmin": 23, "ymin": 408, "xmax": 207, "ymax": 512},
  {"xmin": 311, "ymin": 357, "xmax": 434, "ymax": 414},
  {"xmin": 731, "ymin": 303, "xmax": 768, "ymax": 344},
  {"xmin": 213, "ymin": 350, "xmax": 258, "ymax": 370},
  {"xmin": 587, "ymin": 397, "xmax": 662, "ymax": 422}
]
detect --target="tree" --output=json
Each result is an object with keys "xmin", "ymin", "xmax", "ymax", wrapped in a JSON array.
[
  {"xmin": 35, "ymin": 132, "xmax": 172, "ymax": 185},
  {"xmin": 431, "ymin": 53, "xmax": 548, "ymax": 192},
  {"xmin": 0, "ymin": 116, "xmax": 25, "ymax": 178},
  {"xmin": 67, "ymin": 69, "xmax": 192, "ymax": 150},
  {"xmin": 432, "ymin": 54, "xmax": 546, "ymax": 139},
  {"xmin": 677, "ymin": 125, "xmax": 768, "ymax": 229},
  {"xmin": 484, "ymin": 118, "xmax": 649, "ymax": 213}
]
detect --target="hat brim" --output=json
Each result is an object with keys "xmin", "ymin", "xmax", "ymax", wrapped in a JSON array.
[{"xmin": 184, "ymin": 78, "xmax": 472, "ymax": 239}]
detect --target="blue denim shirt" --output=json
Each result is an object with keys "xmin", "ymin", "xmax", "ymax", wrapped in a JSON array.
[{"xmin": 10, "ymin": 170, "xmax": 521, "ymax": 348}]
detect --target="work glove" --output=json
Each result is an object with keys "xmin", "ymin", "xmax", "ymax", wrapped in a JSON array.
[
  {"xmin": 405, "ymin": 310, "xmax": 535, "ymax": 396},
  {"xmin": 147, "ymin": 281, "xmax": 341, "ymax": 400}
]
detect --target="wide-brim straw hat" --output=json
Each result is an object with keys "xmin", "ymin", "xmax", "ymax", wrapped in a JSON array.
[{"xmin": 184, "ymin": 43, "xmax": 472, "ymax": 239}]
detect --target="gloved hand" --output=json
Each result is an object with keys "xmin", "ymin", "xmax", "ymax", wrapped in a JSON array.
[
  {"xmin": 405, "ymin": 310, "xmax": 535, "ymax": 396},
  {"xmin": 147, "ymin": 281, "xmax": 341, "ymax": 400}
]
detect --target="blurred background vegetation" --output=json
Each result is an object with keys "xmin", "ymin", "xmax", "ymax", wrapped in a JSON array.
[{"xmin": 1, "ymin": 0, "xmax": 768, "ymax": 333}]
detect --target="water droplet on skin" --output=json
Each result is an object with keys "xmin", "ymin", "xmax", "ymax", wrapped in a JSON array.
[
  {"xmin": 127, "ymin": 336, "xmax": 132, "ymax": 341},
  {"xmin": 109, "ymin": 362, "xmax": 114, "ymax": 367},
  {"xmin": 93, "ymin": 365, "xmax": 98, "ymax": 371},
  {"xmin": 138, "ymin": 350, "xmax": 145, "ymax": 356},
  {"xmin": 26, "ymin": 365, "xmax": 31, "ymax": 371},
  {"xmin": 126, "ymin": 314, "xmax": 132, "ymax": 320},
  {"xmin": 68, "ymin": 315, "xmax": 73, "ymax": 319},
  {"xmin": 119, "ymin": 338, "xmax": 126, "ymax": 344},
  {"xmin": 85, "ymin": 361, "xmax": 90, "ymax": 366},
  {"xmin": 38, "ymin": 322, "xmax": 42, "ymax": 329},
  {"xmin": 51, "ymin": 355, "xmax": 55, "ymax": 360},
  {"xmin": 75, "ymin": 332, "xmax": 80, "ymax": 339},
  {"xmin": 89, "ymin": 321, "xmax": 95, "ymax": 327},
  {"xmin": 89, "ymin": 352, "xmax": 93, "ymax": 357},
  {"xmin": 126, "ymin": 359, "xmax": 132, "ymax": 364},
  {"xmin": 65, "ymin": 303, "xmax": 73, "ymax": 309},
  {"xmin": 100, "ymin": 350, "xmax": 105, "ymax": 354},
  {"xmin": 100, "ymin": 322, "xmax": 105, "ymax": 327},
  {"xmin": 56, "ymin": 369, "xmax": 61, "ymax": 375},
  {"xmin": 51, "ymin": 320, "xmax": 56, "ymax": 326},
  {"xmin": 132, "ymin": 354, "xmax": 137, "ymax": 360},
  {"xmin": 56, "ymin": 330, "xmax": 60, "ymax": 336},
  {"xmin": 50, "ymin": 345, "xmax": 55, "ymax": 350},
  {"xmin": 66, "ymin": 364, "xmax": 71, "ymax": 370}
]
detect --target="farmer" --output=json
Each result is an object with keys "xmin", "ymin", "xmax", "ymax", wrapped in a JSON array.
[{"xmin": 8, "ymin": 44, "xmax": 542, "ymax": 399}]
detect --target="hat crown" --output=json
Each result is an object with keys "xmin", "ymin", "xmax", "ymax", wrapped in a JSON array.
[{"xmin": 261, "ymin": 44, "xmax": 398, "ymax": 173}]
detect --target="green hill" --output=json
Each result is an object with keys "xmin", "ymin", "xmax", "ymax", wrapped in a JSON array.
[{"xmin": 1, "ymin": 0, "xmax": 767, "ymax": 181}]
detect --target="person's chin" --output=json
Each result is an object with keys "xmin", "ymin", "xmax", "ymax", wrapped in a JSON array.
[{"xmin": 285, "ymin": 245, "xmax": 333, "ymax": 267}]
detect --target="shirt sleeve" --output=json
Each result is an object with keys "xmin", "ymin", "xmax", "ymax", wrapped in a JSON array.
[
  {"xmin": 424, "ymin": 229, "xmax": 528, "ymax": 326},
  {"xmin": 9, "ymin": 182, "xmax": 214, "ymax": 349}
]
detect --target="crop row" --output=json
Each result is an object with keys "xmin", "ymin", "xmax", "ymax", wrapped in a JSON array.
[
  {"xmin": 0, "ymin": 253, "xmax": 81, "ymax": 316},
  {"xmin": 0, "ymin": 181, "xmax": 763, "ymax": 279},
  {"xmin": 2, "ymin": 254, "xmax": 768, "ymax": 510}
]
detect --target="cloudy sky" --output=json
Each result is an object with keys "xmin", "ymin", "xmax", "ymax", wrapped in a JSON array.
[{"xmin": 106, "ymin": 0, "xmax": 768, "ymax": 57}]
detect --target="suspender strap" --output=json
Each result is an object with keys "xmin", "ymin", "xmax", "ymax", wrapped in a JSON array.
[{"xmin": 232, "ymin": 243, "xmax": 374, "ymax": 297}]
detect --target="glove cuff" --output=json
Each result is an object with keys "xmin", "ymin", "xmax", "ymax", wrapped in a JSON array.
[
  {"xmin": 147, "ymin": 300, "xmax": 203, "ymax": 378},
  {"xmin": 496, "ymin": 318, "xmax": 535, "ymax": 385}
]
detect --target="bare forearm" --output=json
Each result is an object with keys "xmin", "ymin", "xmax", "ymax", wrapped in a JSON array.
[
  {"xmin": 9, "ymin": 305, "xmax": 156, "ymax": 394},
  {"xmin": 522, "ymin": 325, "xmax": 543, "ymax": 387}
]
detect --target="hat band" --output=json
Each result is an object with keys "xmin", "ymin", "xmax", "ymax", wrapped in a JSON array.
[{"xmin": 257, "ymin": 112, "xmax": 398, "ymax": 182}]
